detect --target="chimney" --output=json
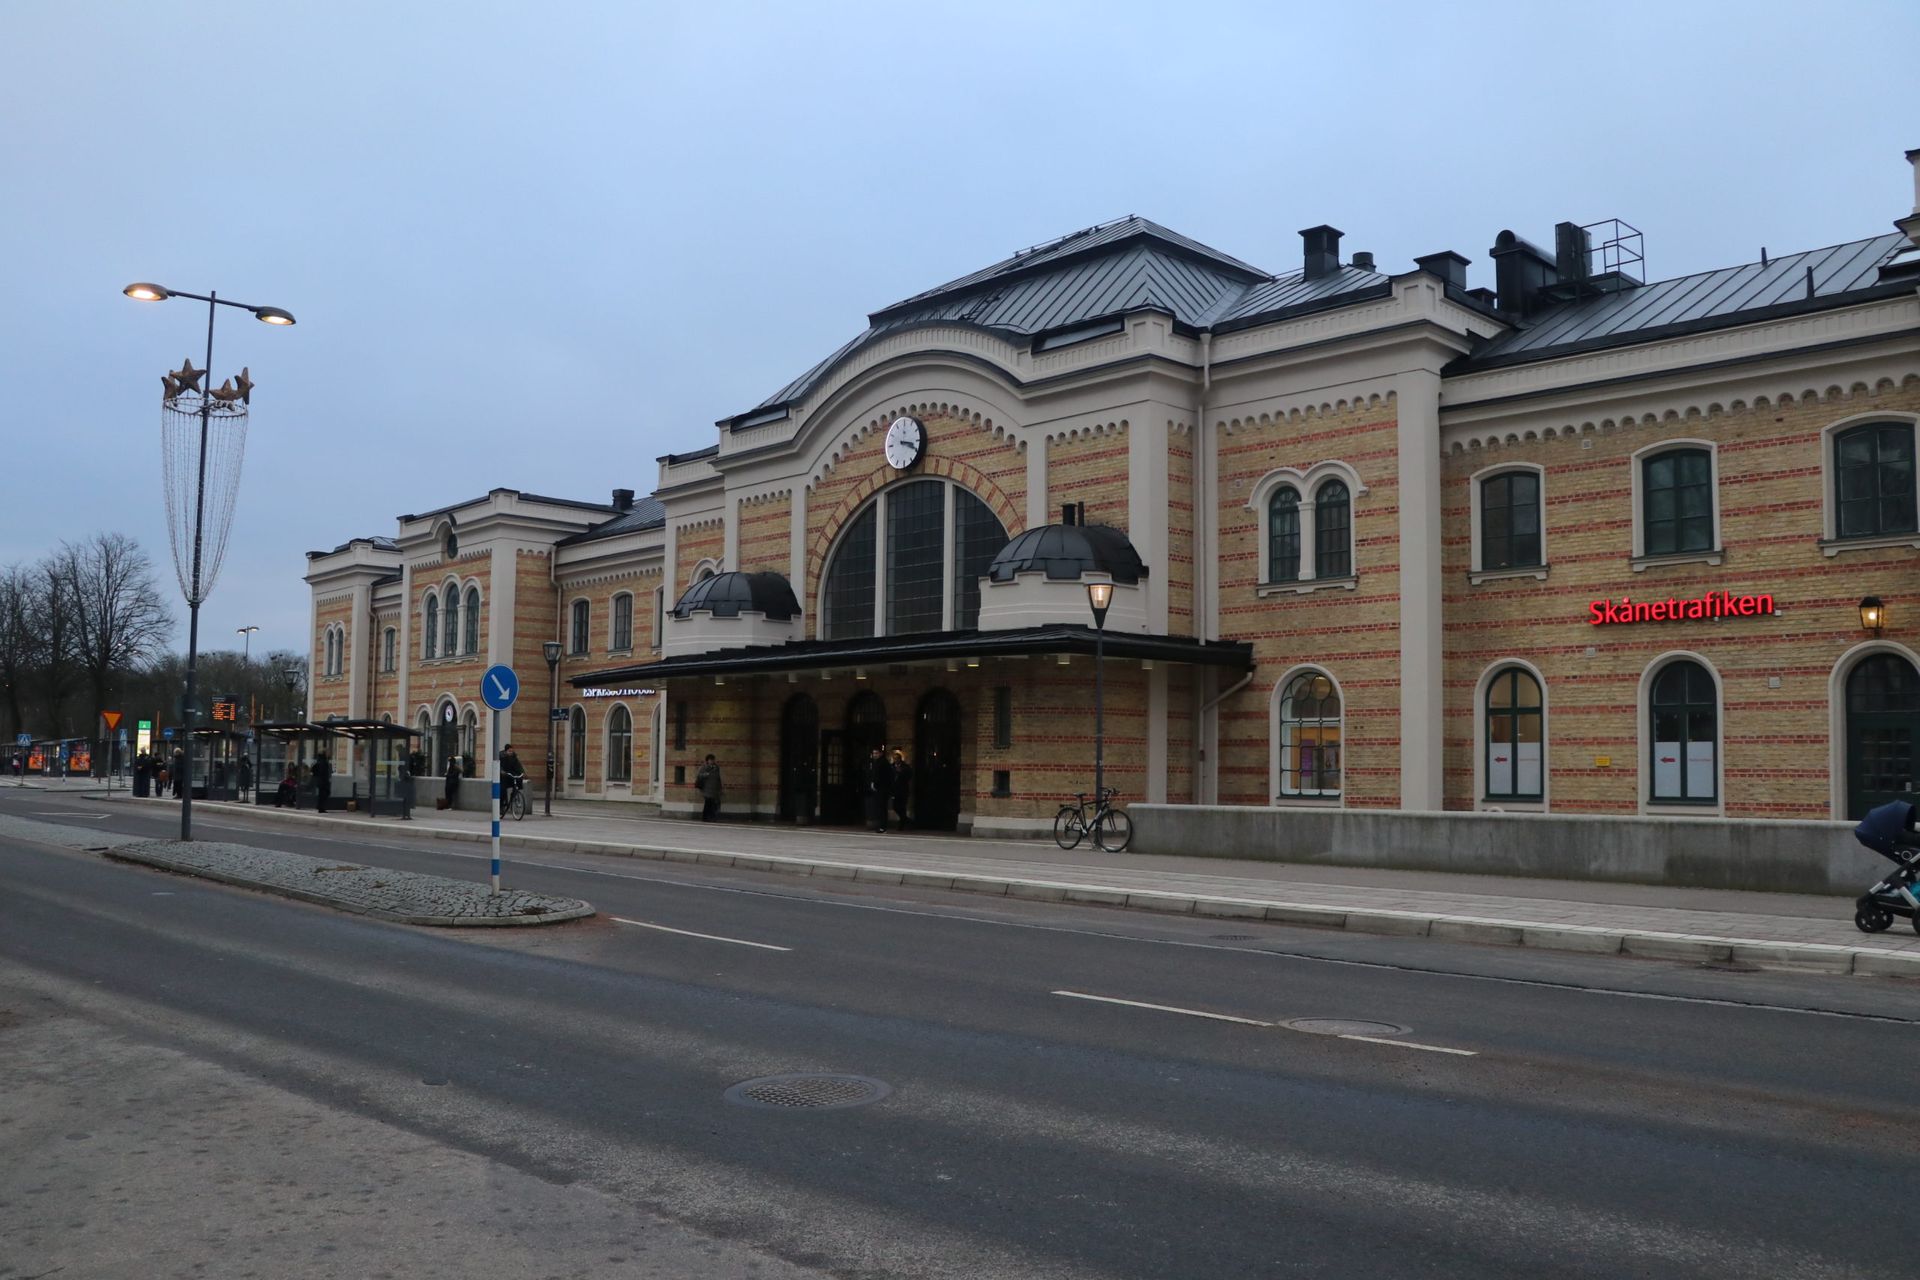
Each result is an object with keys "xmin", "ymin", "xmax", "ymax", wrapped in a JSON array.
[
  {"xmin": 1898, "ymin": 147, "xmax": 1920, "ymax": 247},
  {"xmin": 1300, "ymin": 225, "xmax": 1343, "ymax": 280},
  {"xmin": 1350, "ymin": 251, "xmax": 1375, "ymax": 272},
  {"xmin": 1488, "ymin": 230, "xmax": 1560, "ymax": 316},
  {"xmin": 1061, "ymin": 502, "xmax": 1077, "ymax": 526},
  {"xmin": 1554, "ymin": 222, "xmax": 1592, "ymax": 284},
  {"xmin": 1413, "ymin": 251, "xmax": 1470, "ymax": 289},
  {"xmin": 612, "ymin": 488, "xmax": 634, "ymax": 511}
]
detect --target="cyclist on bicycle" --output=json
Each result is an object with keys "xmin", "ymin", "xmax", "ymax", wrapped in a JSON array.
[{"xmin": 499, "ymin": 743, "xmax": 526, "ymax": 809}]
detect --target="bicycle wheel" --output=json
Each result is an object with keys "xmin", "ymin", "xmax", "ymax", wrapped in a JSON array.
[
  {"xmin": 1052, "ymin": 805, "xmax": 1086, "ymax": 850},
  {"xmin": 508, "ymin": 788, "xmax": 528, "ymax": 820},
  {"xmin": 1091, "ymin": 807, "xmax": 1133, "ymax": 853}
]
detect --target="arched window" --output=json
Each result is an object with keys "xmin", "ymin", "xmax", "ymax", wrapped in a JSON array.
[
  {"xmin": 382, "ymin": 627, "xmax": 396, "ymax": 672},
  {"xmin": 567, "ymin": 706, "xmax": 585, "ymax": 780},
  {"xmin": 612, "ymin": 593, "xmax": 634, "ymax": 651},
  {"xmin": 1267, "ymin": 487, "xmax": 1301, "ymax": 584},
  {"xmin": 1313, "ymin": 480, "xmax": 1351, "ymax": 578},
  {"xmin": 1484, "ymin": 667, "xmax": 1544, "ymax": 801},
  {"xmin": 1642, "ymin": 449, "xmax": 1714, "ymax": 555},
  {"xmin": 1649, "ymin": 659, "xmax": 1717, "ymax": 804},
  {"xmin": 1480, "ymin": 472, "xmax": 1541, "ymax": 570},
  {"xmin": 607, "ymin": 705, "xmax": 632, "ymax": 782},
  {"xmin": 1277, "ymin": 671, "xmax": 1341, "ymax": 798},
  {"xmin": 443, "ymin": 586, "xmax": 460, "ymax": 656},
  {"xmin": 463, "ymin": 587, "xmax": 480, "ymax": 655},
  {"xmin": 570, "ymin": 599, "xmax": 590, "ymax": 655},
  {"xmin": 1835, "ymin": 422, "xmax": 1917, "ymax": 539},
  {"xmin": 822, "ymin": 480, "xmax": 1009, "ymax": 640},
  {"xmin": 423, "ymin": 595, "xmax": 439, "ymax": 659},
  {"xmin": 461, "ymin": 708, "xmax": 477, "ymax": 764}
]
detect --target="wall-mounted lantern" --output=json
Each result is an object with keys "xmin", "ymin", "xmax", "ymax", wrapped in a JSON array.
[{"xmin": 1860, "ymin": 596, "xmax": 1887, "ymax": 635}]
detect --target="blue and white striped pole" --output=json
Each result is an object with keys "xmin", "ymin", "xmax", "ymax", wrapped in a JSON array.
[{"xmin": 489, "ymin": 707, "xmax": 502, "ymax": 894}]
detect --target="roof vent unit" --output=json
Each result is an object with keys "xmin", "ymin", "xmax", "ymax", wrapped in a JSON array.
[
  {"xmin": 1489, "ymin": 230, "xmax": 1559, "ymax": 316},
  {"xmin": 1350, "ymin": 251, "xmax": 1375, "ymax": 271},
  {"xmin": 611, "ymin": 488, "xmax": 634, "ymax": 511},
  {"xmin": 1538, "ymin": 219, "xmax": 1645, "ymax": 305},
  {"xmin": 1413, "ymin": 251, "xmax": 1470, "ymax": 289},
  {"xmin": 1300, "ymin": 225, "xmax": 1343, "ymax": 280}
]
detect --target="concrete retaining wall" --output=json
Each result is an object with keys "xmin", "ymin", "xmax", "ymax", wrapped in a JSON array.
[{"xmin": 1128, "ymin": 804, "xmax": 1883, "ymax": 896}]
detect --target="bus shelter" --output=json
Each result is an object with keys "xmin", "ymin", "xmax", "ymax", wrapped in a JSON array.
[
  {"xmin": 325, "ymin": 719, "xmax": 421, "ymax": 818},
  {"xmin": 187, "ymin": 726, "xmax": 250, "ymax": 800},
  {"xmin": 250, "ymin": 722, "xmax": 342, "ymax": 809}
]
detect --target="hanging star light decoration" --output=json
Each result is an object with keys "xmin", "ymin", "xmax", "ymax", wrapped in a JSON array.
[
  {"xmin": 170, "ymin": 359, "xmax": 204, "ymax": 394},
  {"xmin": 233, "ymin": 367, "xmax": 254, "ymax": 405}
]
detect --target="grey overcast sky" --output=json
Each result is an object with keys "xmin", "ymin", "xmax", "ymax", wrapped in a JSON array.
[{"xmin": 4, "ymin": 0, "xmax": 1916, "ymax": 658}]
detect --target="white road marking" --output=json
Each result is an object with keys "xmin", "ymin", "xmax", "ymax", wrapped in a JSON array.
[
  {"xmin": 31, "ymin": 811, "xmax": 105, "ymax": 818},
  {"xmin": 1338, "ymin": 1033, "xmax": 1478, "ymax": 1056},
  {"xmin": 1051, "ymin": 990, "xmax": 1274, "ymax": 1026},
  {"xmin": 611, "ymin": 917, "xmax": 792, "ymax": 951}
]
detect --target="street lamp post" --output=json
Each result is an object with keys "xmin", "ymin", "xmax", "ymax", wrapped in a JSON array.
[
  {"xmin": 282, "ymin": 666, "xmax": 302, "ymax": 722},
  {"xmin": 543, "ymin": 640, "xmax": 563, "ymax": 816},
  {"xmin": 237, "ymin": 625, "xmax": 259, "ymax": 663},
  {"xmin": 125, "ymin": 282, "xmax": 293, "ymax": 841},
  {"xmin": 1085, "ymin": 581, "xmax": 1113, "ymax": 809}
]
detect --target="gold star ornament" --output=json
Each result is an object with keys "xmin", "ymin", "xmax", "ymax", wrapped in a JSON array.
[
  {"xmin": 169, "ymin": 359, "xmax": 204, "ymax": 394},
  {"xmin": 234, "ymin": 367, "xmax": 254, "ymax": 404}
]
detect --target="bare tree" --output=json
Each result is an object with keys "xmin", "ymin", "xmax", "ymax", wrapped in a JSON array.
[
  {"xmin": 0, "ymin": 563, "xmax": 41, "ymax": 737},
  {"xmin": 50, "ymin": 533, "xmax": 173, "ymax": 736},
  {"xmin": 31, "ymin": 556, "xmax": 79, "ymax": 736}
]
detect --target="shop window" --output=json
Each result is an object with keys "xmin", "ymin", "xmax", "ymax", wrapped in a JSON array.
[
  {"xmin": 993, "ymin": 686, "xmax": 1013, "ymax": 748},
  {"xmin": 1484, "ymin": 667, "xmax": 1544, "ymax": 801},
  {"xmin": 1480, "ymin": 472, "xmax": 1542, "ymax": 570},
  {"xmin": 1313, "ymin": 481, "xmax": 1351, "ymax": 578},
  {"xmin": 567, "ymin": 706, "xmax": 585, "ymax": 780},
  {"xmin": 1648, "ymin": 659, "xmax": 1717, "ymax": 804},
  {"xmin": 443, "ymin": 585, "xmax": 460, "ymax": 656},
  {"xmin": 612, "ymin": 593, "xmax": 633, "ymax": 651},
  {"xmin": 569, "ymin": 599, "xmax": 590, "ymax": 655},
  {"xmin": 607, "ymin": 705, "xmax": 632, "ymax": 782},
  {"xmin": 1641, "ymin": 448, "xmax": 1714, "ymax": 556},
  {"xmin": 1276, "ymin": 670, "xmax": 1342, "ymax": 798},
  {"xmin": 382, "ymin": 627, "xmax": 396, "ymax": 673},
  {"xmin": 1266, "ymin": 487, "xmax": 1301, "ymax": 583},
  {"xmin": 1834, "ymin": 422, "xmax": 1917, "ymax": 539},
  {"xmin": 423, "ymin": 595, "xmax": 439, "ymax": 659},
  {"xmin": 463, "ymin": 587, "xmax": 480, "ymax": 655},
  {"xmin": 823, "ymin": 480, "xmax": 1009, "ymax": 640}
]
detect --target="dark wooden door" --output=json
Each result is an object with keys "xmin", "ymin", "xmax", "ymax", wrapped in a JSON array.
[
  {"xmin": 913, "ymin": 688, "xmax": 963, "ymax": 832},
  {"xmin": 778, "ymin": 694, "xmax": 819, "ymax": 822},
  {"xmin": 1847, "ymin": 654, "xmax": 1920, "ymax": 818}
]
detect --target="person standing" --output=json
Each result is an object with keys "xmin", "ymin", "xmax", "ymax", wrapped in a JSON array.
[
  {"xmin": 864, "ymin": 745, "xmax": 892, "ymax": 833},
  {"xmin": 889, "ymin": 749, "xmax": 913, "ymax": 831},
  {"xmin": 695, "ymin": 753, "xmax": 724, "ymax": 821},
  {"xmin": 312, "ymin": 750, "xmax": 332, "ymax": 814},
  {"xmin": 171, "ymin": 747, "xmax": 186, "ymax": 799},
  {"xmin": 443, "ymin": 752, "xmax": 461, "ymax": 810},
  {"xmin": 237, "ymin": 754, "xmax": 253, "ymax": 799}
]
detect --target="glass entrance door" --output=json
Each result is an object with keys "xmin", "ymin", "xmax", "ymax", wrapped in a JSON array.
[{"xmin": 1847, "ymin": 654, "xmax": 1919, "ymax": 818}]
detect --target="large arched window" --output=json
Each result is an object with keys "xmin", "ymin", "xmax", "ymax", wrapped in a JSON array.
[
  {"xmin": 463, "ymin": 587, "xmax": 480, "ymax": 655},
  {"xmin": 1277, "ymin": 670, "xmax": 1342, "ymax": 798},
  {"xmin": 822, "ymin": 480, "xmax": 1007, "ymax": 640},
  {"xmin": 567, "ymin": 706, "xmax": 585, "ymax": 780},
  {"xmin": 1313, "ymin": 480, "xmax": 1351, "ymax": 578},
  {"xmin": 1485, "ymin": 667, "xmax": 1544, "ymax": 801},
  {"xmin": 1835, "ymin": 422, "xmax": 1917, "ymax": 539},
  {"xmin": 423, "ymin": 595, "xmax": 439, "ymax": 659},
  {"xmin": 606, "ymin": 705, "xmax": 632, "ymax": 782},
  {"xmin": 1649, "ymin": 659, "xmax": 1717, "ymax": 804},
  {"xmin": 442, "ymin": 585, "xmax": 460, "ymax": 656},
  {"xmin": 1267, "ymin": 487, "xmax": 1301, "ymax": 584}
]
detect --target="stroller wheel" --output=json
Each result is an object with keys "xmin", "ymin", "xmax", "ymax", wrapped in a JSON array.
[{"xmin": 1854, "ymin": 903, "xmax": 1894, "ymax": 933}]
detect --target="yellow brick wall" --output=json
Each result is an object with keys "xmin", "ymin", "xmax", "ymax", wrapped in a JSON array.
[
  {"xmin": 736, "ymin": 494, "xmax": 792, "ymax": 577},
  {"xmin": 369, "ymin": 608, "xmax": 401, "ymax": 723},
  {"xmin": 407, "ymin": 550, "xmax": 494, "ymax": 745},
  {"xmin": 1167, "ymin": 428, "xmax": 1196, "ymax": 632},
  {"xmin": 1045, "ymin": 425, "xmax": 1130, "ymax": 530},
  {"xmin": 311, "ymin": 596, "xmax": 354, "ymax": 720},
  {"xmin": 673, "ymin": 522, "xmax": 726, "ymax": 592}
]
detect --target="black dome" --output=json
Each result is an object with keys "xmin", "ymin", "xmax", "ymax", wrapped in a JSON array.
[
  {"xmin": 671, "ymin": 571, "xmax": 800, "ymax": 621},
  {"xmin": 986, "ymin": 523, "xmax": 1145, "ymax": 585}
]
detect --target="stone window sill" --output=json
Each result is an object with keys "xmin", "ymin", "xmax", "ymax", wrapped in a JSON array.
[
  {"xmin": 1642, "ymin": 801, "xmax": 1723, "ymax": 818},
  {"xmin": 1630, "ymin": 549, "xmax": 1723, "ymax": 573},
  {"xmin": 1256, "ymin": 575, "xmax": 1359, "ymax": 598},
  {"xmin": 607, "ymin": 648, "xmax": 634, "ymax": 658},
  {"xmin": 1818, "ymin": 532, "xmax": 1920, "ymax": 557},
  {"xmin": 1479, "ymin": 799, "xmax": 1545, "ymax": 813},
  {"xmin": 1270, "ymin": 795, "xmax": 1342, "ymax": 808},
  {"xmin": 1468, "ymin": 564, "xmax": 1549, "ymax": 586}
]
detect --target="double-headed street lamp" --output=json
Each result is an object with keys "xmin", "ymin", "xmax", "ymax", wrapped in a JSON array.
[
  {"xmin": 236, "ymin": 624, "xmax": 259, "ymax": 662},
  {"xmin": 543, "ymin": 640, "xmax": 564, "ymax": 816},
  {"xmin": 1085, "ymin": 581, "xmax": 1114, "ymax": 808},
  {"xmin": 125, "ymin": 282, "xmax": 294, "ymax": 841}
]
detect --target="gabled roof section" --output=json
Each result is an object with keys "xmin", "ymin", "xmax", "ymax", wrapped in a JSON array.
[
  {"xmin": 555, "ymin": 495, "xmax": 667, "ymax": 546},
  {"xmin": 1459, "ymin": 232, "xmax": 1910, "ymax": 369}
]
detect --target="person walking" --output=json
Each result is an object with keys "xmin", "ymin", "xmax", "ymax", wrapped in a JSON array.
[
  {"xmin": 695, "ymin": 753, "xmax": 724, "ymax": 821},
  {"xmin": 171, "ymin": 747, "xmax": 186, "ymax": 799},
  {"xmin": 889, "ymin": 748, "xmax": 913, "ymax": 831},
  {"xmin": 443, "ymin": 753, "xmax": 461, "ymax": 810},
  {"xmin": 312, "ymin": 750, "xmax": 332, "ymax": 814},
  {"xmin": 864, "ymin": 745, "xmax": 892, "ymax": 833}
]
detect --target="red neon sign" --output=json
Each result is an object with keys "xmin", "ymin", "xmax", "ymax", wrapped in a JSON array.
[{"xmin": 1588, "ymin": 590, "xmax": 1775, "ymax": 626}]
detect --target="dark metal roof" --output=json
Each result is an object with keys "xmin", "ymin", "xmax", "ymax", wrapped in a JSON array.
[
  {"xmin": 1460, "ymin": 233, "xmax": 1909, "ymax": 369},
  {"xmin": 398, "ymin": 489, "xmax": 618, "ymax": 524},
  {"xmin": 670, "ymin": 571, "xmax": 800, "ymax": 621},
  {"xmin": 309, "ymin": 535, "xmax": 400, "ymax": 559},
  {"xmin": 555, "ymin": 495, "xmax": 668, "ymax": 546},
  {"xmin": 987, "ymin": 523, "xmax": 1146, "ymax": 585},
  {"xmin": 572, "ymin": 624, "xmax": 1251, "ymax": 684}
]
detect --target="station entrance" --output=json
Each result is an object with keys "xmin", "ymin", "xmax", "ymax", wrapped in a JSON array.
[{"xmin": 777, "ymin": 687, "xmax": 963, "ymax": 831}]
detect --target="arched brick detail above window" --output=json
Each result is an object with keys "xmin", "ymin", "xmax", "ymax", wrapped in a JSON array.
[{"xmin": 803, "ymin": 455, "xmax": 1022, "ymax": 610}]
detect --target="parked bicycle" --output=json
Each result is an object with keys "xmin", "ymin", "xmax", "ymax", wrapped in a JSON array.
[{"xmin": 1053, "ymin": 787, "xmax": 1132, "ymax": 853}]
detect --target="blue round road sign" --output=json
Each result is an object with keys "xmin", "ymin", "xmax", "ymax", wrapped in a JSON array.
[{"xmin": 481, "ymin": 664, "xmax": 520, "ymax": 710}]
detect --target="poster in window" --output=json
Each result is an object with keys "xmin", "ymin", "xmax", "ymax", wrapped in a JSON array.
[
  {"xmin": 1685, "ymin": 740, "xmax": 1714, "ymax": 798},
  {"xmin": 1516, "ymin": 741, "xmax": 1542, "ymax": 796},
  {"xmin": 1653, "ymin": 742, "xmax": 1682, "ymax": 798}
]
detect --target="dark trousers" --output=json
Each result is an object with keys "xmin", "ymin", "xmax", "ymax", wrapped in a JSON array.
[
  {"xmin": 892, "ymin": 794, "xmax": 909, "ymax": 828},
  {"xmin": 701, "ymin": 795, "xmax": 720, "ymax": 821},
  {"xmin": 865, "ymin": 792, "xmax": 887, "ymax": 831},
  {"xmin": 316, "ymin": 782, "xmax": 330, "ymax": 813}
]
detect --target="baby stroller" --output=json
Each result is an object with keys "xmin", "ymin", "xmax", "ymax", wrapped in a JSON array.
[{"xmin": 1853, "ymin": 800, "xmax": 1920, "ymax": 934}]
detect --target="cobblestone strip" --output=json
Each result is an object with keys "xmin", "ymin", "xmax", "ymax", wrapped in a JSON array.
[{"xmin": 106, "ymin": 840, "xmax": 593, "ymax": 927}]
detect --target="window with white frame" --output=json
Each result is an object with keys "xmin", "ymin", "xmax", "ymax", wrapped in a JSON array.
[
  {"xmin": 1484, "ymin": 667, "xmax": 1544, "ymax": 801},
  {"xmin": 1266, "ymin": 488, "xmax": 1301, "ymax": 583},
  {"xmin": 1250, "ymin": 464, "xmax": 1364, "ymax": 587},
  {"xmin": 1648, "ymin": 658, "xmax": 1718, "ymax": 804},
  {"xmin": 612, "ymin": 593, "xmax": 634, "ymax": 651},
  {"xmin": 651, "ymin": 585, "xmax": 664, "ymax": 650},
  {"xmin": 382, "ymin": 627, "xmax": 396, "ymax": 672},
  {"xmin": 1633, "ymin": 443, "xmax": 1720, "ymax": 560},
  {"xmin": 1276, "ymin": 670, "xmax": 1342, "ymax": 798},
  {"xmin": 463, "ymin": 586, "xmax": 480, "ymax": 654},
  {"xmin": 1480, "ymin": 472, "xmax": 1542, "ymax": 570},
  {"xmin": 442, "ymin": 585, "xmax": 460, "ymax": 656},
  {"xmin": 1834, "ymin": 421, "xmax": 1917, "ymax": 539},
  {"xmin": 1313, "ymin": 480, "xmax": 1351, "ymax": 578},
  {"xmin": 606, "ymin": 705, "xmax": 632, "ymax": 782},
  {"xmin": 567, "ymin": 706, "xmax": 585, "ymax": 780},
  {"xmin": 820, "ymin": 479, "xmax": 1008, "ymax": 640},
  {"xmin": 570, "ymin": 599, "xmax": 590, "ymax": 655},
  {"xmin": 423, "ymin": 595, "xmax": 439, "ymax": 659}
]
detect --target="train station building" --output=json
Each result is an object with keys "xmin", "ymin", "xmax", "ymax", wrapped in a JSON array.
[{"xmin": 306, "ymin": 148, "xmax": 1920, "ymax": 833}]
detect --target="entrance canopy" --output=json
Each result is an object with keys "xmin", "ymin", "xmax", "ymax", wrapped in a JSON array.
[{"xmin": 573, "ymin": 623, "xmax": 1252, "ymax": 685}]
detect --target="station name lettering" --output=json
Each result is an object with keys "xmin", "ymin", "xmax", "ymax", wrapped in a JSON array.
[
  {"xmin": 1587, "ymin": 590, "xmax": 1775, "ymax": 626},
  {"xmin": 579, "ymin": 687, "xmax": 656, "ymax": 698}
]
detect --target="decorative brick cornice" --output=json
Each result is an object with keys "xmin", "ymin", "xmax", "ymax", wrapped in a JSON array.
[
  {"xmin": 1220, "ymin": 390, "xmax": 1395, "ymax": 436},
  {"xmin": 1043, "ymin": 417, "xmax": 1128, "ymax": 446},
  {"xmin": 809, "ymin": 401, "xmax": 1025, "ymax": 493}
]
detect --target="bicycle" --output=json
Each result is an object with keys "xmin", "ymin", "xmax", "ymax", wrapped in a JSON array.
[
  {"xmin": 504, "ymin": 776, "xmax": 529, "ymax": 820},
  {"xmin": 1052, "ymin": 787, "xmax": 1133, "ymax": 853}
]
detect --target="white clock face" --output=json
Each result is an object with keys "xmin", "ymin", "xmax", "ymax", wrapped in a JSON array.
[{"xmin": 884, "ymin": 416, "xmax": 926, "ymax": 470}]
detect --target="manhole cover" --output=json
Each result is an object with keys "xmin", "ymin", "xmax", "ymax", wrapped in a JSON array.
[
  {"xmin": 1286, "ymin": 1018, "xmax": 1410, "ymax": 1037},
  {"xmin": 724, "ymin": 1073, "xmax": 891, "ymax": 1111}
]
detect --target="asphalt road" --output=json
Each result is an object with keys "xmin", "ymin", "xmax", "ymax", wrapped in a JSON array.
[{"xmin": 3, "ymin": 792, "xmax": 1918, "ymax": 1279}]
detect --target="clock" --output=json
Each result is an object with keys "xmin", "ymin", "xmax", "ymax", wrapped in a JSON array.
[{"xmin": 884, "ymin": 416, "xmax": 926, "ymax": 470}]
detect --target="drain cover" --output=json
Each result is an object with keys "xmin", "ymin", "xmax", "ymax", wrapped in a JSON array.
[
  {"xmin": 724, "ymin": 1073, "xmax": 891, "ymax": 1111},
  {"xmin": 1286, "ymin": 1018, "xmax": 1409, "ymax": 1037}
]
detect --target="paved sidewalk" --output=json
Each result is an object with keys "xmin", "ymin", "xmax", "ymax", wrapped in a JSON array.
[{"xmin": 130, "ymin": 794, "xmax": 1920, "ymax": 978}]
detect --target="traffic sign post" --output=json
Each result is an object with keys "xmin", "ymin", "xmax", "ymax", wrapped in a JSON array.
[
  {"xmin": 481, "ymin": 665, "xmax": 519, "ymax": 895},
  {"xmin": 101, "ymin": 712, "xmax": 122, "ymax": 793}
]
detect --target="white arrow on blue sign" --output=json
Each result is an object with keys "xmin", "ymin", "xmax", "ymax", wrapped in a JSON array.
[{"xmin": 481, "ymin": 664, "xmax": 520, "ymax": 711}]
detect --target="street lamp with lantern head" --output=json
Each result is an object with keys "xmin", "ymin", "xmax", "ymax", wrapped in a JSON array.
[
  {"xmin": 543, "ymin": 640, "xmax": 563, "ymax": 816},
  {"xmin": 1860, "ymin": 596, "xmax": 1887, "ymax": 636},
  {"xmin": 281, "ymin": 665, "xmax": 302, "ymax": 721},
  {"xmin": 1085, "ymin": 580, "xmax": 1114, "ymax": 811}
]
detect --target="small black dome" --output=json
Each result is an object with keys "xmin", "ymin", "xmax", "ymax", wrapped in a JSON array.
[
  {"xmin": 671, "ymin": 571, "xmax": 800, "ymax": 621},
  {"xmin": 986, "ymin": 523, "xmax": 1145, "ymax": 585}
]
